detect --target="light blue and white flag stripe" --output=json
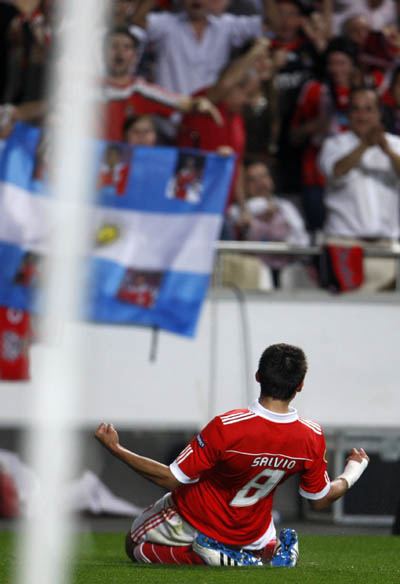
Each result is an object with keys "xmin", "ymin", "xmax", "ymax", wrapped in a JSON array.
[{"xmin": 0, "ymin": 123, "xmax": 234, "ymax": 336}]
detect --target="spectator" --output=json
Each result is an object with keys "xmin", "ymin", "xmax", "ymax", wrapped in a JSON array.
[
  {"xmin": 2, "ymin": 0, "xmax": 53, "ymax": 104},
  {"xmin": 342, "ymin": 14, "xmax": 400, "ymax": 75},
  {"xmin": 176, "ymin": 38, "xmax": 269, "ymax": 225},
  {"xmin": 242, "ymin": 42, "xmax": 281, "ymax": 164},
  {"xmin": 342, "ymin": 14, "xmax": 371, "ymax": 48},
  {"xmin": 268, "ymin": 0, "xmax": 331, "ymax": 193},
  {"xmin": 230, "ymin": 160, "xmax": 309, "ymax": 287},
  {"xmin": 108, "ymin": 0, "xmax": 147, "ymax": 71},
  {"xmin": 290, "ymin": 36, "xmax": 361, "ymax": 234},
  {"xmin": 0, "ymin": 100, "xmax": 46, "ymax": 140},
  {"xmin": 0, "ymin": 1, "xmax": 19, "ymax": 101},
  {"xmin": 333, "ymin": 0, "xmax": 398, "ymax": 35},
  {"xmin": 112, "ymin": 0, "xmax": 140, "ymax": 26},
  {"xmin": 318, "ymin": 87, "xmax": 400, "ymax": 291},
  {"xmin": 382, "ymin": 65, "xmax": 400, "ymax": 136},
  {"xmin": 122, "ymin": 114, "xmax": 158, "ymax": 146},
  {"xmin": 100, "ymin": 26, "xmax": 222, "ymax": 141},
  {"xmin": 130, "ymin": 0, "xmax": 267, "ymax": 95}
]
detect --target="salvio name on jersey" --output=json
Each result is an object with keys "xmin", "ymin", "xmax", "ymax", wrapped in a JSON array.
[{"xmin": 251, "ymin": 456, "xmax": 296, "ymax": 470}]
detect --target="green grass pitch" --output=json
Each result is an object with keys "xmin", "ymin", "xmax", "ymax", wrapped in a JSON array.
[{"xmin": 1, "ymin": 531, "xmax": 400, "ymax": 584}]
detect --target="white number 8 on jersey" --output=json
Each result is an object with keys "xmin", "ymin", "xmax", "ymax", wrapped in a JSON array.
[{"xmin": 230, "ymin": 469, "xmax": 286, "ymax": 507}]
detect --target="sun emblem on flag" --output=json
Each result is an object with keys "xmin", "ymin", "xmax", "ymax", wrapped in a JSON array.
[{"xmin": 96, "ymin": 224, "xmax": 120, "ymax": 246}]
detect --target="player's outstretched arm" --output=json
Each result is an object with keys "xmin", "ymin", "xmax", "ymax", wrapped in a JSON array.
[
  {"xmin": 310, "ymin": 448, "xmax": 369, "ymax": 511},
  {"xmin": 94, "ymin": 423, "xmax": 181, "ymax": 492}
]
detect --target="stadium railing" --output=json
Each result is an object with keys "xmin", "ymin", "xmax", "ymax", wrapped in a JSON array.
[{"xmin": 213, "ymin": 241, "xmax": 400, "ymax": 291}]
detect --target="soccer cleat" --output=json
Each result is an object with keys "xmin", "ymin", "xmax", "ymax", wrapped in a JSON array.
[
  {"xmin": 270, "ymin": 528, "xmax": 299, "ymax": 567},
  {"xmin": 192, "ymin": 533, "xmax": 264, "ymax": 566}
]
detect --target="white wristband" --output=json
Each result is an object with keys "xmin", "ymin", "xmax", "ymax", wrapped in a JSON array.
[{"xmin": 337, "ymin": 458, "xmax": 368, "ymax": 489}]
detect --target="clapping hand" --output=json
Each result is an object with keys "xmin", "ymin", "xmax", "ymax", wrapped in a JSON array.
[{"xmin": 364, "ymin": 124, "xmax": 391, "ymax": 154}]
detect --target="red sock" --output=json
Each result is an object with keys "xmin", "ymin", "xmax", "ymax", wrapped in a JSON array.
[
  {"xmin": 263, "ymin": 539, "xmax": 277, "ymax": 562},
  {"xmin": 133, "ymin": 542, "xmax": 206, "ymax": 565}
]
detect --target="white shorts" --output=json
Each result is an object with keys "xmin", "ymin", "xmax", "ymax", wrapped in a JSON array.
[
  {"xmin": 129, "ymin": 492, "xmax": 276, "ymax": 551},
  {"xmin": 130, "ymin": 492, "xmax": 197, "ymax": 546}
]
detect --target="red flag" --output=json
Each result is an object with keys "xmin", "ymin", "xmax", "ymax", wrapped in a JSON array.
[
  {"xmin": 0, "ymin": 307, "xmax": 31, "ymax": 380},
  {"xmin": 326, "ymin": 244, "xmax": 364, "ymax": 292}
]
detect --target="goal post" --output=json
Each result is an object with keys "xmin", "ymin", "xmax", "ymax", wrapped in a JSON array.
[{"xmin": 15, "ymin": 2, "xmax": 109, "ymax": 584}]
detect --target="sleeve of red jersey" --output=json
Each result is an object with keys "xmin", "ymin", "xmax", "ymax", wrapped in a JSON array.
[
  {"xmin": 291, "ymin": 81, "xmax": 321, "ymax": 129},
  {"xmin": 132, "ymin": 79, "xmax": 182, "ymax": 118},
  {"xmin": 169, "ymin": 417, "xmax": 225, "ymax": 485},
  {"xmin": 298, "ymin": 432, "xmax": 331, "ymax": 500}
]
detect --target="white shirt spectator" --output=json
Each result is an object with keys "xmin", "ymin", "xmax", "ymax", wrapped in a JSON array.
[
  {"xmin": 228, "ymin": 195, "xmax": 309, "ymax": 286},
  {"xmin": 333, "ymin": 0, "xmax": 397, "ymax": 34},
  {"xmin": 318, "ymin": 130, "xmax": 400, "ymax": 239},
  {"xmin": 230, "ymin": 195, "xmax": 309, "ymax": 246},
  {"xmin": 146, "ymin": 12, "xmax": 263, "ymax": 95}
]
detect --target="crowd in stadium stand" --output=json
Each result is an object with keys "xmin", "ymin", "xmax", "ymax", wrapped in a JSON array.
[{"xmin": 1, "ymin": 0, "xmax": 400, "ymax": 291}]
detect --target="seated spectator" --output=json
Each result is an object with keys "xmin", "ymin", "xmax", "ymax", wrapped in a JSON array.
[
  {"xmin": 230, "ymin": 160, "xmax": 309, "ymax": 287},
  {"xmin": 122, "ymin": 114, "xmax": 158, "ymax": 146},
  {"xmin": 290, "ymin": 36, "xmax": 361, "ymax": 234},
  {"xmin": 130, "ymin": 0, "xmax": 266, "ymax": 95},
  {"xmin": 100, "ymin": 26, "xmax": 222, "ymax": 141},
  {"xmin": 318, "ymin": 87, "xmax": 400, "ymax": 291},
  {"xmin": 176, "ymin": 38, "xmax": 269, "ymax": 230}
]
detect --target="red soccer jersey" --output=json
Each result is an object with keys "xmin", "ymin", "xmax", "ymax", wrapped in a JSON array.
[
  {"xmin": 176, "ymin": 94, "xmax": 245, "ymax": 208},
  {"xmin": 174, "ymin": 170, "xmax": 199, "ymax": 200},
  {"xmin": 117, "ymin": 285, "xmax": 155, "ymax": 308},
  {"xmin": 100, "ymin": 77, "xmax": 182, "ymax": 141},
  {"xmin": 291, "ymin": 80, "xmax": 350, "ymax": 187},
  {"xmin": 170, "ymin": 400, "xmax": 329, "ymax": 547},
  {"xmin": 97, "ymin": 162, "xmax": 129, "ymax": 195}
]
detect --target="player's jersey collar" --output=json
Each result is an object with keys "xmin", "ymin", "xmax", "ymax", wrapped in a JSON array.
[{"xmin": 249, "ymin": 399, "xmax": 298, "ymax": 423}]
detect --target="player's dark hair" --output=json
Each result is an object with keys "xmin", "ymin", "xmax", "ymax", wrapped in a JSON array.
[{"xmin": 257, "ymin": 343, "xmax": 307, "ymax": 401}]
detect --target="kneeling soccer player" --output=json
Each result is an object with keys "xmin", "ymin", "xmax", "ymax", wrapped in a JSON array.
[{"xmin": 94, "ymin": 343, "xmax": 369, "ymax": 567}]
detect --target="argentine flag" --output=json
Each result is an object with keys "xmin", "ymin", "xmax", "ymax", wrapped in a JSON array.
[{"xmin": 0, "ymin": 123, "xmax": 234, "ymax": 337}]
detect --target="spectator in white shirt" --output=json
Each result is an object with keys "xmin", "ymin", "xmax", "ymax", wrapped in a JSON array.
[
  {"xmin": 318, "ymin": 87, "xmax": 400, "ymax": 290},
  {"xmin": 131, "ymin": 0, "xmax": 266, "ymax": 95},
  {"xmin": 229, "ymin": 160, "xmax": 310, "ymax": 287}
]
